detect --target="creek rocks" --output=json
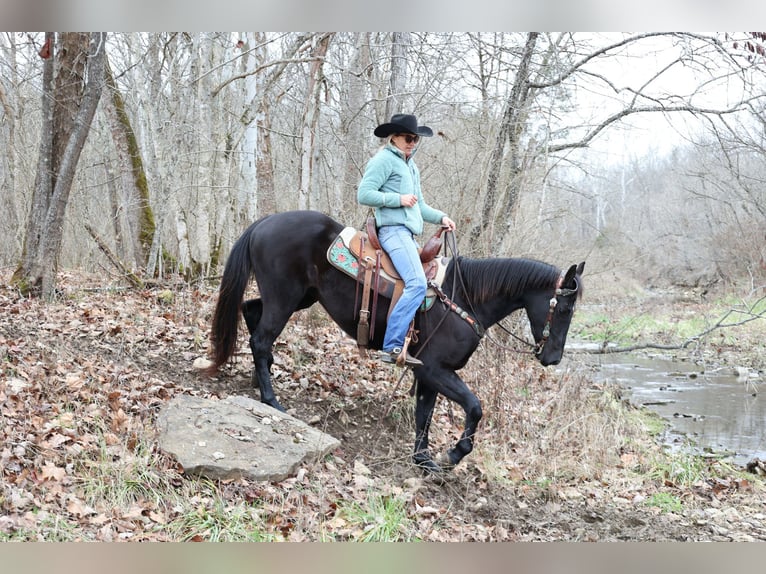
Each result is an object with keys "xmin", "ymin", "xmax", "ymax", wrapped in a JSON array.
[{"xmin": 156, "ymin": 394, "xmax": 340, "ymax": 481}]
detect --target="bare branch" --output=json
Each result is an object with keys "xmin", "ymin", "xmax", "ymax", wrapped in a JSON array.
[
  {"xmin": 547, "ymin": 100, "xmax": 756, "ymax": 154},
  {"xmin": 580, "ymin": 295, "xmax": 766, "ymax": 355},
  {"xmin": 529, "ymin": 32, "xmax": 718, "ymax": 89},
  {"xmin": 211, "ymin": 57, "xmax": 324, "ymax": 98}
]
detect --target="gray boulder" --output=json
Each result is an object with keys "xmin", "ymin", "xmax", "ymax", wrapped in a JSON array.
[{"xmin": 157, "ymin": 394, "xmax": 340, "ymax": 481}]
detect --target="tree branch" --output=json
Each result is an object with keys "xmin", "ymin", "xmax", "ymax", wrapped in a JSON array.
[
  {"xmin": 85, "ymin": 223, "xmax": 145, "ymax": 289},
  {"xmin": 210, "ymin": 57, "xmax": 324, "ymax": 98},
  {"xmin": 528, "ymin": 32, "xmax": 723, "ymax": 90},
  {"xmin": 580, "ymin": 295, "xmax": 766, "ymax": 354},
  {"xmin": 546, "ymin": 100, "xmax": 755, "ymax": 154}
]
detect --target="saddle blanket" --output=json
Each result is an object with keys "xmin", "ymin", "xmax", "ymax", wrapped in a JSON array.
[{"xmin": 327, "ymin": 226, "xmax": 449, "ymax": 312}]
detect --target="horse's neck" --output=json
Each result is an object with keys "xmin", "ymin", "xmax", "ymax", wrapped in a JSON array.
[
  {"xmin": 450, "ymin": 285, "xmax": 525, "ymax": 328},
  {"xmin": 481, "ymin": 297, "xmax": 526, "ymax": 327}
]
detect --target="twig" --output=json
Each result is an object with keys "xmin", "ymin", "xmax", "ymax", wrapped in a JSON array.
[{"xmin": 84, "ymin": 223, "xmax": 144, "ymax": 289}]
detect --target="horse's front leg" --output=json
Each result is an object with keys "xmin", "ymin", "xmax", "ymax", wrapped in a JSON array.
[
  {"xmin": 435, "ymin": 370, "xmax": 483, "ymax": 470},
  {"xmin": 413, "ymin": 369, "xmax": 483, "ymax": 472},
  {"xmin": 412, "ymin": 379, "xmax": 441, "ymax": 474}
]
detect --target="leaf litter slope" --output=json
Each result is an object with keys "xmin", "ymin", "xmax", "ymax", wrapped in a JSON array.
[{"xmin": 0, "ymin": 272, "xmax": 764, "ymax": 541}]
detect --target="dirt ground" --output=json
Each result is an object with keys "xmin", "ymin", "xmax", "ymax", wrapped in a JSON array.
[
  {"xmin": 208, "ymin": 357, "xmax": 766, "ymax": 542},
  {"xmin": 1, "ymin": 273, "xmax": 765, "ymax": 541}
]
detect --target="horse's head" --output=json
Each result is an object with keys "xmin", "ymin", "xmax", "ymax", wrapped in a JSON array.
[{"xmin": 527, "ymin": 261, "xmax": 584, "ymax": 366}]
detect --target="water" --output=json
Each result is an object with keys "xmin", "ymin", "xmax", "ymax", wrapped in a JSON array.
[{"xmin": 584, "ymin": 351, "xmax": 766, "ymax": 467}]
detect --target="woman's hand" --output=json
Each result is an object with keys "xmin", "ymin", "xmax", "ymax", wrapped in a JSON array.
[
  {"xmin": 399, "ymin": 194, "xmax": 418, "ymax": 207},
  {"xmin": 441, "ymin": 216, "xmax": 456, "ymax": 231}
]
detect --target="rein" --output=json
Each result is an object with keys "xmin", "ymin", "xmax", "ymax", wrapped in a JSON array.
[
  {"xmin": 409, "ymin": 230, "xmax": 483, "ymax": 364},
  {"xmin": 487, "ymin": 271, "xmax": 574, "ymax": 356},
  {"xmin": 489, "ymin": 320, "xmax": 537, "ymax": 354},
  {"xmin": 427, "ymin": 281, "xmax": 485, "ymax": 338},
  {"xmin": 410, "ymin": 232, "xmax": 576, "ymax": 359}
]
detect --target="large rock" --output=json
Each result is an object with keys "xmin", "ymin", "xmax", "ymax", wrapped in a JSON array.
[{"xmin": 157, "ymin": 394, "xmax": 340, "ymax": 481}]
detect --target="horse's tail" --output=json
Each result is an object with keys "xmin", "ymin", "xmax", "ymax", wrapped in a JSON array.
[{"xmin": 205, "ymin": 218, "xmax": 265, "ymax": 375}]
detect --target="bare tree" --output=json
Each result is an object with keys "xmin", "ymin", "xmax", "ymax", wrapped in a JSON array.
[
  {"xmin": 102, "ymin": 53, "xmax": 154, "ymax": 271},
  {"xmin": 472, "ymin": 32, "xmax": 539, "ymax": 245},
  {"xmin": 0, "ymin": 35, "xmax": 21, "ymax": 261},
  {"xmin": 3, "ymin": 32, "xmax": 765, "ymax": 290},
  {"xmin": 298, "ymin": 33, "xmax": 333, "ymax": 210},
  {"xmin": 12, "ymin": 32, "xmax": 106, "ymax": 298},
  {"xmin": 386, "ymin": 32, "xmax": 411, "ymax": 118}
]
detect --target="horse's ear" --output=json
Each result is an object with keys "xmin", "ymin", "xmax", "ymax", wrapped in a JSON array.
[
  {"xmin": 563, "ymin": 264, "xmax": 578, "ymax": 286},
  {"xmin": 562, "ymin": 262, "xmax": 585, "ymax": 288}
]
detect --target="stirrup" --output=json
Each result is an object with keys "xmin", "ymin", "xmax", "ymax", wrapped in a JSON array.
[{"xmin": 379, "ymin": 348, "xmax": 423, "ymax": 367}]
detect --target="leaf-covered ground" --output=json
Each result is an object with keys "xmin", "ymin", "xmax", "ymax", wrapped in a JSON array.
[{"xmin": 1, "ymin": 271, "xmax": 765, "ymax": 541}]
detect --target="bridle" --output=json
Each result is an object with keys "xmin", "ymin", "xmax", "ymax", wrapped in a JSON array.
[{"xmin": 534, "ymin": 271, "xmax": 579, "ymax": 357}]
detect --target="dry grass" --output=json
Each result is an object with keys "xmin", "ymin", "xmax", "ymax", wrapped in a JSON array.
[
  {"xmin": 457, "ymin": 339, "xmax": 649, "ymax": 484},
  {"xmin": 3, "ymin": 271, "xmax": 762, "ymax": 541}
]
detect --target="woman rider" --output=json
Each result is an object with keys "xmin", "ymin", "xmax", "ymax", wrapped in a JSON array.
[{"xmin": 357, "ymin": 113, "xmax": 456, "ymax": 366}]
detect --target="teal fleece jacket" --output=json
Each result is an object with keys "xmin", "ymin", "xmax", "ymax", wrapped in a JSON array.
[{"xmin": 357, "ymin": 144, "xmax": 445, "ymax": 236}]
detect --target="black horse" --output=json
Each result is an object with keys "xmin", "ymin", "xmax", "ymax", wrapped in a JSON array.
[{"xmin": 207, "ymin": 210, "xmax": 584, "ymax": 473}]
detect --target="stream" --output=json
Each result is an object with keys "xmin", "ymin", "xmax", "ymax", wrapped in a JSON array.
[{"xmin": 580, "ymin": 350, "xmax": 766, "ymax": 467}]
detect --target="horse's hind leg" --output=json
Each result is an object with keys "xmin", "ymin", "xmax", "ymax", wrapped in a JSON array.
[
  {"xmin": 241, "ymin": 298, "xmax": 288, "ymax": 412},
  {"xmin": 242, "ymin": 299, "xmax": 262, "ymax": 334}
]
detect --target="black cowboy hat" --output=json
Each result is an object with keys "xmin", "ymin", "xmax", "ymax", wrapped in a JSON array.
[{"xmin": 373, "ymin": 113, "xmax": 433, "ymax": 138}]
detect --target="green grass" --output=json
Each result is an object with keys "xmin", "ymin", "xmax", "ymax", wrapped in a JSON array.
[
  {"xmin": 0, "ymin": 509, "xmax": 84, "ymax": 542},
  {"xmin": 645, "ymin": 492, "xmax": 683, "ymax": 513},
  {"xmin": 632, "ymin": 407, "xmax": 667, "ymax": 437},
  {"xmin": 75, "ymin": 430, "xmax": 174, "ymax": 510},
  {"xmin": 648, "ymin": 448, "xmax": 707, "ymax": 488},
  {"xmin": 168, "ymin": 494, "xmax": 277, "ymax": 542},
  {"xmin": 574, "ymin": 292, "xmax": 766, "ymax": 349},
  {"xmin": 572, "ymin": 310, "xmax": 709, "ymax": 346},
  {"xmin": 334, "ymin": 493, "xmax": 414, "ymax": 542}
]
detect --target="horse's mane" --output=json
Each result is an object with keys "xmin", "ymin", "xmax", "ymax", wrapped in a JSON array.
[{"xmin": 451, "ymin": 257, "xmax": 561, "ymax": 303}]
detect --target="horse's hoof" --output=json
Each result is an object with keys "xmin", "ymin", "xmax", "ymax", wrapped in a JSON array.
[
  {"xmin": 263, "ymin": 399, "xmax": 286, "ymax": 413},
  {"xmin": 436, "ymin": 453, "xmax": 456, "ymax": 473},
  {"xmin": 413, "ymin": 454, "xmax": 443, "ymax": 476}
]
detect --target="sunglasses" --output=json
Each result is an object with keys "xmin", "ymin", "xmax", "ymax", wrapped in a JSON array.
[{"xmin": 397, "ymin": 134, "xmax": 420, "ymax": 144}]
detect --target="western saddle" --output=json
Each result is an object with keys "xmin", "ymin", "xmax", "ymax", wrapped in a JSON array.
[{"xmin": 352, "ymin": 217, "xmax": 448, "ymax": 349}]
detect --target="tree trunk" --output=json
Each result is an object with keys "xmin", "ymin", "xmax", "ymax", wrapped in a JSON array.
[
  {"xmin": 231, "ymin": 33, "xmax": 308, "ymax": 220},
  {"xmin": 386, "ymin": 32, "xmax": 410, "ymax": 118},
  {"xmin": 337, "ymin": 33, "xmax": 371, "ymax": 222},
  {"xmin": 237, "ymin": 32, "xmax": 272, "ymax": 224},
  {"xmin": 472, "ymin": 32, "xmax": 538, "ymax": 249},
  {"xmin": 12, "ymin": 32, "xmax": 107, "ymax": 298},
  {"xmin": 298, "ymin": 33, "xmax": 332, "ymax": 210},
  {"xmin": 239, "ymin": 37, "xmax": 260, "ymax": 225},
  {"xmin": 255, "ymin": 100, "xmax": 276, "ymax": 217},
  {"xmin": 0, "ymin": 52, "xmax": 20, "ymax": 259},
  {"xmin": 103, "ymin": 54, "xmax": 154, "ymax": 271}
]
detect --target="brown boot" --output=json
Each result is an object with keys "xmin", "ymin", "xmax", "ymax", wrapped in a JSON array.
[{"xmin": 379, "ymin": 348, "xmax": 423, "ymax": 367}]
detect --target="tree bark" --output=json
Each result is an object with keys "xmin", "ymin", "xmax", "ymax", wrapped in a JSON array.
[
  {"xmin": 386, "ymin": 32, "xmax": 411, "ymax": 118},
  {"xmin": 472, "ymin": 32, "xmax": 538, "ymax": 249},
  {"xmin": 103, "ymin": 54, "xmax": 154, "ymax": 271},
  {"xmin": 337, "ymin": 32, "xmax": 371, "ymax": 222},
  {"xmin": 0, "ymin": 47, "xmax": 20, "ymax": 258},
  {"xmin": 12, "ymin": 32, "xmax": 107, "ymax": 298},
  {"xmin": 229, "ymin": 33, "xmax": 310, "ymax": 221},
  {"xmin": 298, "ymin": 33, "xmax": 332, "ymax": 210}
]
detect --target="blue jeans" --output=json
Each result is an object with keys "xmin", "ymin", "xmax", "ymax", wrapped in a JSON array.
[{"xmin": 377, "ymin": 225, "xmax": 427, "ymax": 351}]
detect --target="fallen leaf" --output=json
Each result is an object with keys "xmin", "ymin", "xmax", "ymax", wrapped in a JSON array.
[{"xmin": 40, "ymin": 462, "xmax": 66, "ymax": 482}]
